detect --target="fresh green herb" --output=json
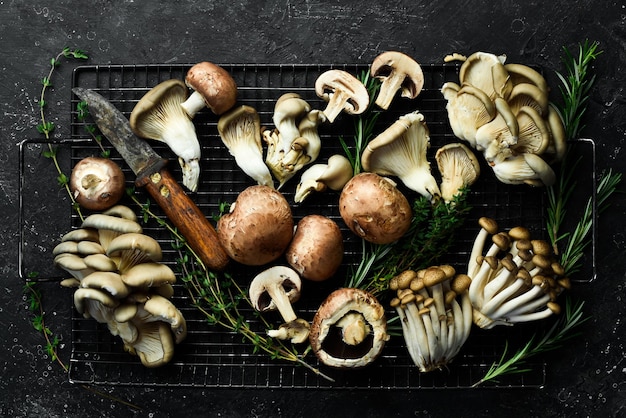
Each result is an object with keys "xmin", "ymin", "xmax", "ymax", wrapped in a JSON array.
[
  {"xmin": 473, "ymin": 297, "xmax": 587, "ymax": 386},
  {"xmin": 339, "ymin": 70, "xmax": 381, "ymax": 175},
  {"xmin": 76, "ymin": 100, "xmax": 110, "ymax": 157},
  {"xmin": 37, "ymin": 47, "xmax": 89, "ymax": 220}
]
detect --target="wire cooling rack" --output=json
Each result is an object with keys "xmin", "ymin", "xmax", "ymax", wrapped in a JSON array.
[{"xmin": 18, "ymin": 63, "xmax": 596, "ymax": 389}]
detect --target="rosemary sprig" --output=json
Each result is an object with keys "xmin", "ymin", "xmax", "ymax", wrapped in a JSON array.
[
  {"xmin": 472, "ymin": 297, "xmax": 587, "ymax": 387},
  {"xmin": 38, "ymin": 47, "xmax": 89, "ymax": 220}
]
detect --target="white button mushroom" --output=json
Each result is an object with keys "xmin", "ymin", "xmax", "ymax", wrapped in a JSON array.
[
  {"xmin": 370, "ymin": 50, "xmax": 424, "ymax": 110},
  {"xmin": 314, "ymin": 69, "xmax": 370, "ymax": 123}
]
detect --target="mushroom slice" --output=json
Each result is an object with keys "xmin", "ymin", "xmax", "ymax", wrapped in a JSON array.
[
  {"xmin": 315, "ymin": 69, "xmax": 369, "ymax": 123},
  {"xmin": 105, "ymin": 232, "xmax": 163, "ymax": 272},
  {"xmin": 294, "ymin": 154, "xmax": 353, "ymax": 203},
  {"xmin": 435, "ymin": 142, "xmax": 481, "ymax": 203},
  {"xmin": 181, "ymin": 61, "xmax": 238, "ymax": 118},
  {"xmin": 218, "ymin": 105, "xmax": 274, "ymax": 188},
  {"xmin": 130, "ymin": 79, "xmax": 202, "ymax": 192},
  {"xmin": 310, "ymin": 288, "xmax": 389, "ymax": 369},
  {"xmin": 459, "ymin": 51, "xmax": 512, "ymax": 100},
  {"xmin": 370, "ymin": 51, "xmax": 424, "ymax": 110},
  {"xmin": 362, "ymin": 111, "xmax": 441, "ymax": 201},
  {"xmin": 249, "ymin": 266, "xmax": 302, "ymax": 322},
  {"xmin": 441, "ymin": 82, "xmax": 496, "ymax": 148}
]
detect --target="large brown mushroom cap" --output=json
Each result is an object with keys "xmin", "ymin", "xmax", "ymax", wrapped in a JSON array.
[
  {"xmin": 285, "ymin": 215, "xmax": 344, "ymax": 282},
  {"xmin": 183, "ymin": 61, "xmax": 238, "ymax": 116},
  {"xmin": 217, "ymin": 185, "xmax": 294, "ymax": 265},
  {"xmin": 339, "ymin": 172, "xmax": 412, "ymax": 244},
  {"xmin": 309, "ymin": 287, "xmax": 389, "ymax": 368}
]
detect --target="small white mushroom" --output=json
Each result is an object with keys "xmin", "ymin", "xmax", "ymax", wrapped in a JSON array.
[
  {"xmin": 315, "ymin": 69, "xmax": 370, "ymax": 123},
  {"xmin": 370, "ymin": 51, "xmax": 424, "ymax": 110}
]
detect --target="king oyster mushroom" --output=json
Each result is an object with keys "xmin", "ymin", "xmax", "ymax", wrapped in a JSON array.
[{"xmin": 309, "ymin": 287, "xmax": 389, "ymax": 368}]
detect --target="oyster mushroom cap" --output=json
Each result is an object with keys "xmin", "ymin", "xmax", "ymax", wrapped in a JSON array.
[
  {"xmin": 370, "ymin": 50, "xmax": 424, "ymax": 110},
  {"xmin": 362, "ymin": 111, "xmax": 441, "ymax": 201},
  {"xmin": 105, "ymin": 232, "xmax": 163, "ymax": 272},
  {"xmin": 435, "ymin": 142, "xmax": 481, "ymax": 202},
  {"xmin": 309, "ymin": 288, "xmax": 389, "ymax": 369},
  {"xmin": 459, "ymin": 51, "xmax": 512, "ymax": 100}
]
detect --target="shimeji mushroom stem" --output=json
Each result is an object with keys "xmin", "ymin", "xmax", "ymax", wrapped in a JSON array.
[
  {"xmin": 480, "ymin": 277, "xmax": 526, "ymax": 316},
  {"xmin": 404, "ymin": 302, "xmax": 432, "ymax": 371},
  {"xmin": 488, "ymin": 285, "xmax": 544, "ymax": 320},
  {"xmin": 396, "ymin": 306, "xmax": 427, "ymax": 368},
  {"xmin": 467, "ymin": 218, "xmax": 498, "ymax": 277}
]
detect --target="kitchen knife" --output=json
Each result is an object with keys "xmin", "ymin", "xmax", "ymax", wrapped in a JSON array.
[{"xmin": 72, "ymin": 87, "xmax": 230, "ymax": 271}]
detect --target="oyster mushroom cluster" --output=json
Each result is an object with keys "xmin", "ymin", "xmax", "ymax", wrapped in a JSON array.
[
  {"xmin": 466, "ymin": 217, "xmax": 570, "ymax": 329},
  {"xmin": 442, "ymin": 52, "xmax": 566, "ymax": 187},
  {"xmin": 53, "ymin": 205, "xmax": 187, "ymax": 368},
  {"xmin": 389, "ymin": 265, "xmax": 473, "ymax": 372}
]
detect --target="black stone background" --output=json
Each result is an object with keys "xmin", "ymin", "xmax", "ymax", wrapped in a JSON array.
[{"xmin": 1, "ymin": 1, "xmax": 625, "ymax": 417}]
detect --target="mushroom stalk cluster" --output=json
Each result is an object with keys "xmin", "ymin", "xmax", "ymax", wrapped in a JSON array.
[
  {"xmin": 53, "ymin": 205, "xmax": 187, "ymax": 368},
  {"xmin": 442, "ymin": 52, "xmax": 566, "ymax": 187},
  {"xmin": 466, "ymin": 217, "xmax": 570, "ymax": 329},
  {"xmin": 389, "ymin": 266, "xmax": 473, "ymax": 372}
]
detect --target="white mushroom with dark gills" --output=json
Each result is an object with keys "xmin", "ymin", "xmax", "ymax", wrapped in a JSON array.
[
  {"xmin": 314, "ymin": 69, "xmax": 370, "ymax": 123},
  {"xmin": 389, "ymin": 266, "xmax": 473, "ymax": 372},
  {"xmin": 309, "ymin": 287, "xmax": 389, "ymax": 368},
  {"xmin": 249, "ymin": 266, "xmax": 310, "ymax": 343},
  {"xmin": 217, "ymin": 185, "xmax": 294, "ymax": 266},
  {"xmin": 180, "ymin": 61, "xmax": 238, "ymax": 118},
  {"xmin": 339, "ymin": 172, "xmax": 412, "ymax": 245},
  {"xmin": 129, "ymin": 79, "xmax": 202, "ymax": 192},
  {"xmin": 370, "ymin": 51, "xmax": 424, "ymax": 110},
  {"xmin": 465, "ymin": 217, "xmax": 570, "ymax": 329},
  {"xmin": 69, "ymin": 156, "xmax": 126, "ymax": 211},
  {"xmin": 362, "ymin": 111, "xmax": 441, "ymax": 202},
  {"xmin": 217, "ymin": 105, "xmax": 274, "ymax": 188}
]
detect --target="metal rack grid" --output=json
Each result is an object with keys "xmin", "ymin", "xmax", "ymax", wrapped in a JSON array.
[{"xmin": 23, "ymin": 62, "xmax": 566, "ymax": 389}]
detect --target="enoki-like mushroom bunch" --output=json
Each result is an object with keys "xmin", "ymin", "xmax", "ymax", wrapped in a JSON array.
[
  {"xmin": 389, "ymin": 265, "xmax": 473, "ymax": 373},
  {"xmin": 53, "ymin": 205, "xmax": 187, "ymax": 368},
  {"xmin": 467, "ymin": 217, "xmax": 570, "ymax": 329}
]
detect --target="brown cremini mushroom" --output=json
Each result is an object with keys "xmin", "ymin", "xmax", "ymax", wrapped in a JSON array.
[
  {"xmin": 70, "ymin": 157, "xmax": 126, "ymax": 211},
  {"xmin": 181, "ymin": 61, "xmax": 237, "ymax": 117}
]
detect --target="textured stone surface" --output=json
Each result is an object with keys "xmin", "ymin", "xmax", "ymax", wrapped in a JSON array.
[{"xmin": 1, "ymin": 1, "xmax": 625, "ymax": 417}]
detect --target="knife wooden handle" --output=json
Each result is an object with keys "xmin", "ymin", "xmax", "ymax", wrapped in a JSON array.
[{"xmin": 136, "ymin": 166, "xmax": 230, "ymax": 271}]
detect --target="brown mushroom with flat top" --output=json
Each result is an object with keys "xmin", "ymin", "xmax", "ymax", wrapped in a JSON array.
[
  {"xmin": 181, "ymin": 61, "xmax": 237, "ymax": 118},
  {"xmin": 370, "ymin": 51, "xmax": 424, "ymax": 110},
  {"xmin": 309, "ymin": 287, "xmax": 389, "ymax": 368},
  {"xmin": 249, "ymin": 266, "xmax": 309, "ymax": 343},
  {"xmin": 315, "ymin": 69, "xmax": 369, "ymax": 123}
]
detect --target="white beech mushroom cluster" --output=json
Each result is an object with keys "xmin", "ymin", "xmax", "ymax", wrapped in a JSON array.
[
  {"xmin": 467, "ymin": 217, "xmax": 570, "ymax": 329},
  {"xmin": 389, "ymin": 265, "xmax": 473, "ymax": 372},
  {"xmin": 442, "ymin": 52, "xmax": 567, "ymax": 187},
  {"xmin": 53, "ymin": 205, "xmax": 187, "ymax": 368}
]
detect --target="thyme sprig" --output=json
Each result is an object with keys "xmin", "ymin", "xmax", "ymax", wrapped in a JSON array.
[
  {"xmin": 37, "ymin": 47, "xmax": 88, "ymax": 220},
  {"xmin": 130, "ymin": 194, "xmax": 334, "ymax": 381}
]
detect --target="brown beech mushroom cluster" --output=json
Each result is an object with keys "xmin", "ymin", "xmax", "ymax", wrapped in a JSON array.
[
  {"xmin": 389, "ymin": 266, "xmax": 473, "ymax": 372},
  {"xmin": 53, "ymin": 205, "xmax": 187, "ymax": 368},
  {"xmin": 69, "ymin": 157, "xmax": 126, "ymax": 211},
  {"xmin": 466, "ymin": 217, "xmax": 570, "ymax": 329},
  {"xmin": 309, "ymin": 288, "xmax": 389, "ymax": 368},
  {"xmin": 442, "ymin": 52, "xmax": 566, "ymax": 187}
]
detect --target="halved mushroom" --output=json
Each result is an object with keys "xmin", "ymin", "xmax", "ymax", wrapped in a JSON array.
[
  {"xmin": 181, "ymin": 61, "xmax": 237, "ymax": 118},
  {"xmin": 370, "ymin": 51, "xmax": 424, "ymax": 110},
  {"xmin": 435, "ymin": 142, "xmax": 481, "ymax": 203},
  {"xmin": 249, "ymin": 266, "xmax": 309, "ymax": 343},
  {"xmin": 315, "ymin": 69, "xmax": 369, "ymax": 123},
  {"xmin": 130, "ymin": 79, "xmax": 202, "ymax": 192},
  {"xmin": 309, "ymin": 287, "xmax": 389, "ymax": 368},
  {"xmin": 362, "ymin": 111, "xmax": 441, "ymax": 201},
  {"xmin": 217, "ymin": 105, "xmax": 274, "ymax": 188}
]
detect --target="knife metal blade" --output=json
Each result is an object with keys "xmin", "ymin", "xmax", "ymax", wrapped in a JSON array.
[{"xmin": 72, "ymin": 87, "xmax": 230, "ymax": 271}]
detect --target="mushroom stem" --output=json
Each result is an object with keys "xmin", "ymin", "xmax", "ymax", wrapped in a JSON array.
[{"xmin": 265, "ymin": 281, "xmax": 298, "ymax": 323}]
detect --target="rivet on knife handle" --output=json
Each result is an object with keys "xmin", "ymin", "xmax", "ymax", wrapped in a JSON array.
[{"xmin": 72, "ymin": 87, "xmax": 230, "ymax": 271}]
